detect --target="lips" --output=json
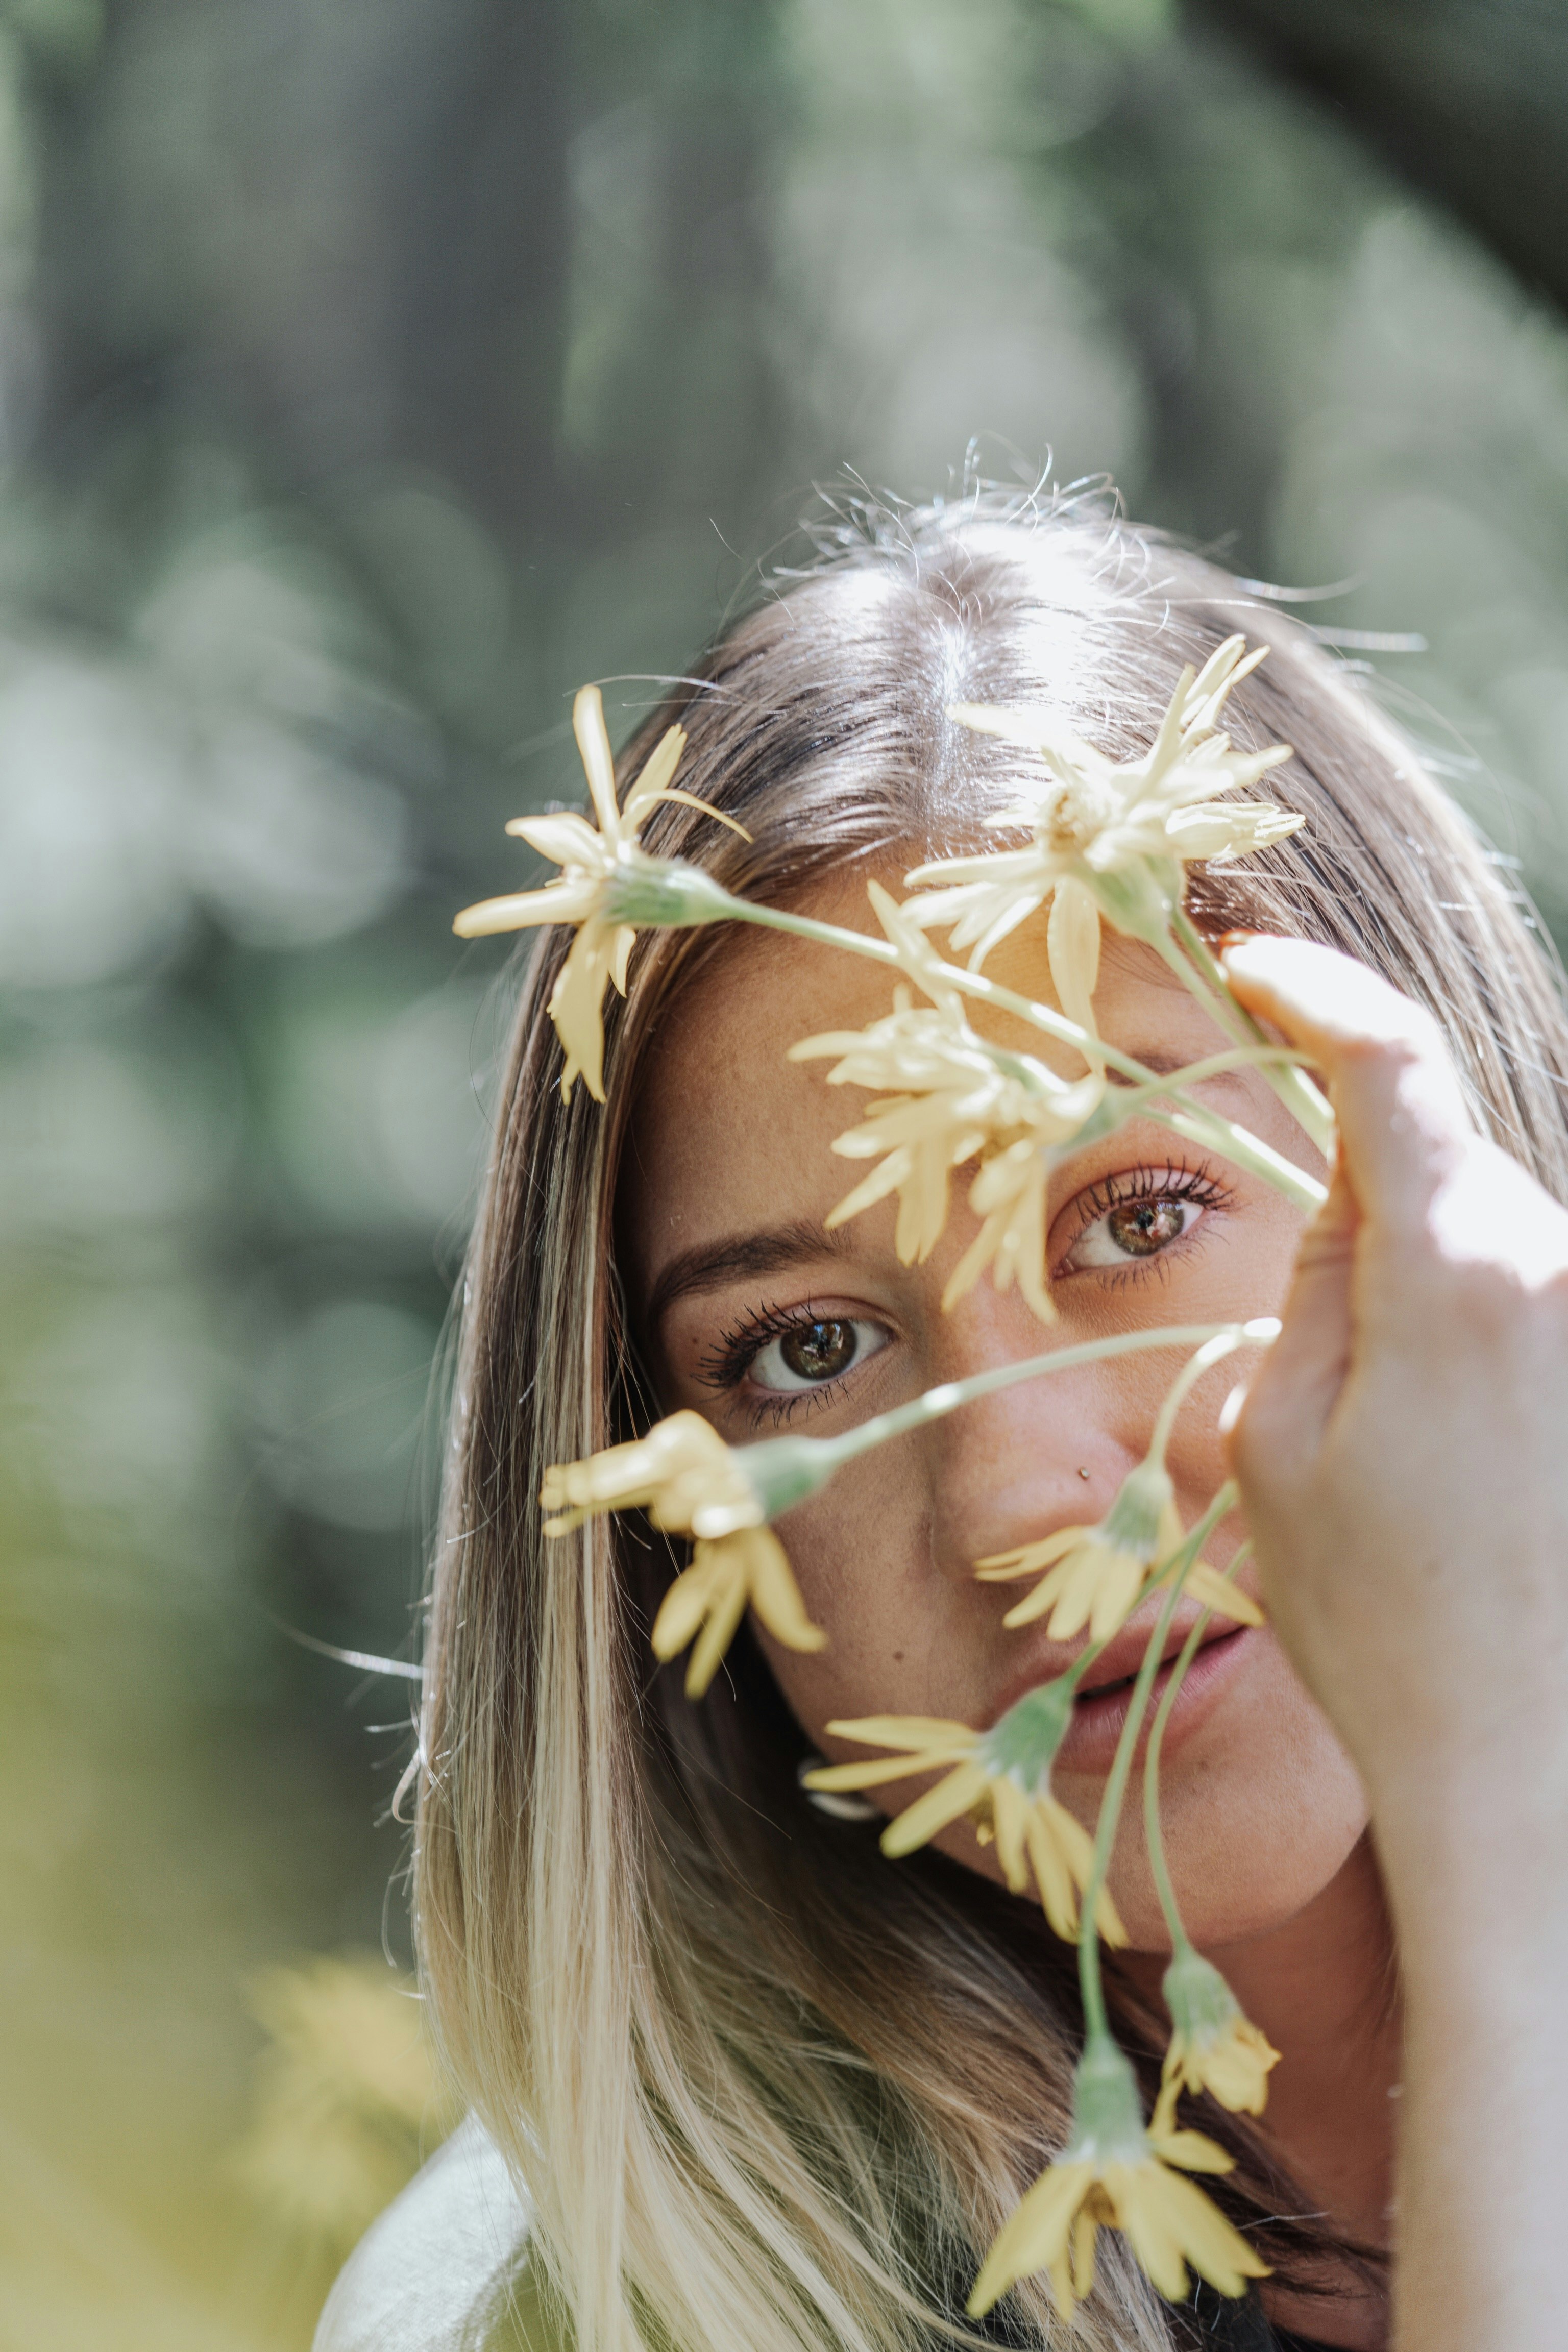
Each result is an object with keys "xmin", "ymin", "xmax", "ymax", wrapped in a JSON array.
[
  {"xmin": 985, "ymin": 1597, "xmax": 1257, "ymax": 1780},
  {"xmin": 988, "ymin": 1600, "xmax": 1227, "ymax": 1729}
]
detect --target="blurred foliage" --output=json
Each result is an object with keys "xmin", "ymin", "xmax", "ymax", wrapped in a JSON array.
[
  {"xmin": 234, "ymin": 1955, "xmax": 460, "ymax": 2334},
  {"xmin": 2, "ymin": 1, "xmax": 1568, "ymax": 2345}
]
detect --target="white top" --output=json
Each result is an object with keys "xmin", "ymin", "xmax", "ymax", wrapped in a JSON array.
[{"xmin": 314, "ymin": 2117, "xmax": 543, "ymax": 2352}]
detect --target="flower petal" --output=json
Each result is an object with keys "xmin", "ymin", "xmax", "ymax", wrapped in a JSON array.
[
  {"xmin": 989, "ymin": 1777, "xmax": 1032, "ymax": 1894},
  {"xmin": 547, "ymin": 923, "xmax": 614, "ymax": 1102},
  {"xmin": 1024, "ymin": 1808, "xmax": 1082, "ymax": 1943},
  {"xmin": 975, "ymin": 1526, "xmax": 1088, "ymax": 1579},
  {"xmin": 682, "ymin": 1562, "xmax": 751, "ymax": 1698},
  {"xmin": 1109, "ymin": 2164, "xmax": 1192, "ymax": 2302},
  {"xmin": 504, "ymin": 812, "xmax": 606, "ymax": 868},
  {"xmin": 1046, "ymin": 876, "xmax": 1101, "ymax": 1045},
  {"xmin": 573, "ymin": 684, "xmax": 623, "ymax": 844},
  {"xmin": 802, "ymin": 1751, "xmax": 971, "ymax": 1793},
  {"xmin": 881, "ymin": 1760, "xmax": 989, "ymax": 1857},
  {"xmin": 650, "ymin": 1555, "xmax": 727, "ymax": 1662},
  {"xmin": 1184, "ymin": 1561, "xmax": 1265, "ymax": 1627},
  {"xmin": 967, "ymin": 2160, "xmax": 1094, "ymax": 2317},
  {"xmin": 618, "ymin": 722, "xmax": 685, "ymax": 821},
  {"xmin": 743, "ymin": 1528, "xmax": 827, "ymax": 1656},
  {"xmin": 453, "ymin": 881, "xmax": 599, "ymax": 938}
]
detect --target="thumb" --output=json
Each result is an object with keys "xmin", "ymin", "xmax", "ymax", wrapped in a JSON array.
[
  {"xmin": 1221, "ymin": 936, "xmax": 1473, "ymax": 1237},
  {"xmin": 1229, "ymin": 1154, "xmax": 1358, "ymax": 1488}
]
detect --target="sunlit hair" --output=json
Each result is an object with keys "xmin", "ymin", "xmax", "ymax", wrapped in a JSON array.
[{"xmin": 414, "ymin": 489, "xmax": 1568, "ymax": 2352}]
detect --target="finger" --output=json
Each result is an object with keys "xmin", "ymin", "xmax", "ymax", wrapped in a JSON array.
[
  {"xmin": 1230, "ymin": 1157, "xmax": 1358, "ymax": 1482},
  {"xmin": 1221, "ymin": 937, "xmax": 1473, "ymax": 1232}
]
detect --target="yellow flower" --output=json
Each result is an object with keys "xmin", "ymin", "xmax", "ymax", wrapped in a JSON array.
[
  {"xmin": 541, "ymin": 1409, "xmax": 825, "ymax": 1697},
  {"xmin": 907, "ymin": 636, "xmax": 1303, "ymax": 984},
  {"xmin": 453, "ymin": 684, "xmax": 744, "ymax": 1102},
  {"xmin": 976, "ymin": 1461, "xmax": 1265, "ymax": 1644},
  {"xmin": 1153, "ymin": 1946, "xmax": 1280, "ymax": 2130},
  {"xmin": 804, "ymin": 1695, "xmax": 1124, "ymax": 1947},
  {"xmin": 969, "ymin": 2036, "xmax": 1268, "ymax": 2319},
  {"xmin": 791, "ymin": 991, "xmax": 1100, "ymax": 1282}
]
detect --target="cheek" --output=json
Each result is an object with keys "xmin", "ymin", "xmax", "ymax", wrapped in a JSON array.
[{"xmin": 752, "ymin": 1459, "xmax": 992, "ymax": 1738}]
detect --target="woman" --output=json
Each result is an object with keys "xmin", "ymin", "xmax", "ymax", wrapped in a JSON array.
[{"xmin": 319, "ymin": 497, "xmax": 1568, "ymax": 2352}]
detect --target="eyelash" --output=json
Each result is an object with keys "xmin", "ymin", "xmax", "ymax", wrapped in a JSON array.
[
  {"xmin": 697, "ymin": 1300, "xmax": 874, "ymax": 1427},
  {"xmin": 1057, "ymin": 1159, "xmax": 1234, "ymax": 1282}
]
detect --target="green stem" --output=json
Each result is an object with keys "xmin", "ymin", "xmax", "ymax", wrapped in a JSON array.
[
  {"xmin": 769, "ymin": 1323, "xmax": 1275, "ymax": 1494},
  {"xmin": 1168, "ymin": 907, "xmax": 1336, "ymax": 1158},
  {"xmin": 1075, "ymin": 1483, "xmax": 1236, "ymax": 2040},
  {"xmin": 1145, "ymin": 1104, "xmax": 1327, "ymax": 1211},
  {"xmin": 1142, "ymin": 1540, "xmax": 1253, "ymax": 1952},
  {"xmin": 1147, "ymin": 1333, "xmax": 1244, "ymax": 1465}
]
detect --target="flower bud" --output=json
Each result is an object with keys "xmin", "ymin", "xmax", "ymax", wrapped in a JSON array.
[
  {"xmin": 981, "ymin": 1675, "xmax": 1076, "ymax": 1796},
  {"xmin": 601, "ymin": 856, "xmax": 736, "ymax": 929}
]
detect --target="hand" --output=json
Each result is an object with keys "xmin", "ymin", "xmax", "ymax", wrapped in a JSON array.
[
  {"xmin": 1221, "ymin": 935, "xmax": 1568, "ymax": 2352},
  {"xmin": 1221, "ymin": 937, "xmax": 1568, "ymax": 1861}
]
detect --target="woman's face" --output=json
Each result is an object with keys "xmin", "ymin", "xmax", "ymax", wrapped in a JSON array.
[{"xmin": 625, "ymin": 884, "xmax": 1367, "ymax": 1951}]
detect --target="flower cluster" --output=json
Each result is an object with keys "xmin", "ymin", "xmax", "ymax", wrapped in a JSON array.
[
  {"xmin": 790, "ymin": 945, "xmax": 1104, "ymax": 1322},
  {"xmin": 1153, "ymin": 1945, "xmax": 1280, "ymax": 2132},
  {"xmin": 969, "ymin": 2036, "xmax": 1267, "ymax": 2319},
  {"xmin": 977, "ymin": 1456, "xmax": 1264, "ymax": 1645},
  {"xmin": 541, "ymin": 1410, "xmax": 825, "ymax": 1697},
  {"xmin": 454, "ymin": 684, "xmax": 745, "ymax": 1101},
  {"xmin": 456, "ymin": 638, "xmax": 1332, "ymax": 2325},
  {"xmin": 804, "ymin": 1683, "xmax": 1124, "ymax": 1947},
  {"xmin": 904, "ymin": 634, "xmax": 1303, "ymax": 1004}
]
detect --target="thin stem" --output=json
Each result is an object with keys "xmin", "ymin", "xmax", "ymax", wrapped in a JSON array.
[
  {"xmin": 1168, "ymin": 908, "xmax": 1336, "ymax": 1158},
  {"xmin": 1145, "ymin": 1104, "xmax": 1327, "ymax": 1211},
  {"xmin": 1142, "ymin": 1539, "xmax": 1253, "ymax": 1951},
  {"xmin": 1075, "ymin": 1484, "xmax": 1236, "ymax": 2040},
  {"xmin": 725, "ymin": 894, "xmax": 1172, "ymax": 1088},
  {"xmin": 803, "ymin": 1325, "xmax": 1274, "ymax": 1483},
  {"xmin": 1147, "ymin": 1333, "xmax": 1245, "ymax": 1465}
]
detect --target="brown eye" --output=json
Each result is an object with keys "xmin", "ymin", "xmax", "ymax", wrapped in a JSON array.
[
  {"xmin": 1106, "ymin": 1199, "xmax": 1189, "ymax": 1258},
  {"xmin": 781, "ymin": 1320, "xmax": 856, "ymax": 1380},
  {"xmin": 1065, "ymin": 1191, "xmax": 1206, "ymax": 1272},
  {"xmin": 749, "ymin": 1315, "xmax": 891, "ymax": 1395}
]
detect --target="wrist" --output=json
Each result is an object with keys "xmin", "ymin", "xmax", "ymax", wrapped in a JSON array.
[{"xmin": 1369, "ymin": 1762, "xmax": 1568, "ymax": 1965}]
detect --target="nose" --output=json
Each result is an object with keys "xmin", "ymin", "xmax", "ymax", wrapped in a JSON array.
[{"xmin": 919, "ymin": 1288, "xmax": 1138, "ymax": 1585}]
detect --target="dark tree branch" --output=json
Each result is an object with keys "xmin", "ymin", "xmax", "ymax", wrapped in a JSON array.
[{"xmin": 1186, "ymin": 0, "xmax": 1568, "ymax": 317}]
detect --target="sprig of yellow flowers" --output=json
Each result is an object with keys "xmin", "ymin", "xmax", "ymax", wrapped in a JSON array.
[{"xmin": 460, "ymin": 645, "xmax": 1334, "ymax": 2321}]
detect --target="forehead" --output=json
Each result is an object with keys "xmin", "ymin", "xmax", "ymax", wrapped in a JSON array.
[{"xmin": 621, "ymin": 876, "xmax": 1215, "ymax": 1304}]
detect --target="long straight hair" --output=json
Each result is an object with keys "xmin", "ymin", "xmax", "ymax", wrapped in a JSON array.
[{"xmin": 415, "ymin": 493, "xmax": 1568, "ymax": 2352}]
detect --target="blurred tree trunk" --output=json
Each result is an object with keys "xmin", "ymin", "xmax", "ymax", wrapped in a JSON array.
[{"xmin": 1189, "ymin": 0, "xmax": 1568, "ymax": 318}]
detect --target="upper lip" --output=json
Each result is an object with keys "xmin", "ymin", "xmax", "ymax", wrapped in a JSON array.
[{"xmin": 986, "ymin": 1602, "xmax": 1241, "ymax": 1730}]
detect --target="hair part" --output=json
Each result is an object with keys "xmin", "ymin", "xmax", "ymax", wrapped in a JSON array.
[{"xmin": 416, "ymin": 489, "xmax": 1568, "ymax": 2352}]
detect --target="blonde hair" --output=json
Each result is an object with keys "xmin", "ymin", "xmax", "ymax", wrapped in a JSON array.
[{"xmin": 415, "ymin": 494, "xmax": 1568, "ymax": 2352}]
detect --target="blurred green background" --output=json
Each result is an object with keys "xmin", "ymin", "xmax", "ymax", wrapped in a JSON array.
[{"xmin": 3, "ymin": 1, "xmax": 1566, "ymax": 2343}]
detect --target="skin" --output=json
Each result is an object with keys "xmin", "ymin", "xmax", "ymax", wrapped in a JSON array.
[{"xmin": 626, "ymin": 885, "xmax": 1394, "ymax": 2345}]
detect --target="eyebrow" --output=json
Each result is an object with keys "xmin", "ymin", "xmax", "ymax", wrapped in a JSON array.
[
  {"xmin": 644, "ymin": 1217, "xmax": 854, "ymax": 1333},
  {"xmin": 1108, "ymin": 1046, "xmax": 1193, "ymax": 1082}
]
